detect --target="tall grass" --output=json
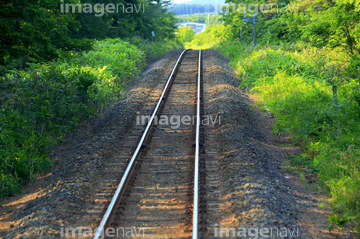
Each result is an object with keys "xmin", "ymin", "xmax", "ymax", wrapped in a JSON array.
[
  {"xmin": 185, "ymin": 24, "xmax": 233, "ymax": 49},
  {"xmin": 216, "ymin": 40, "xmax": 360, "ymax": 235},
  {"xmin": 0, "ymin": 38, "xmax": 180, "ymax": 198}
]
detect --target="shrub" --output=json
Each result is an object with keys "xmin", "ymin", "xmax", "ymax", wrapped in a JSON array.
[
  {"xmin": 216, "ymin": 42, "xmax": 360, "ymax": 234},
  {"xmin": 0, "ymin": 38, "xmax": 178, "ymax": 197}
]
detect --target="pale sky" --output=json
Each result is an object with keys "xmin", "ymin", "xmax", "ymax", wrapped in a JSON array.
[
  {"xmin": 173, "ymin": 0, "xmax": 193, "ymax": 3},
  {"xmin": 172, "ymin": 0, "xmax": 225, "ymax": 4}
]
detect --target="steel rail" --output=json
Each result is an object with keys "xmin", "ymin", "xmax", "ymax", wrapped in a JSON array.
[
  {"xmin": 192, "ymin": 49, "xmax": 202, "ymax": 239},
  {"xmin": 94, "ymin": 49, "xmax": 188, "ymax": 239}
]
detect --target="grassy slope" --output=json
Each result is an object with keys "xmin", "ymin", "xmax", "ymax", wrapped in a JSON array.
[
  {"xmin": 217, "ymin": 40, "xmax": 360, "ymax": 235},
  {"xmin": 0, "ymin": 38, "xmax": 182, "ymax": 198}
]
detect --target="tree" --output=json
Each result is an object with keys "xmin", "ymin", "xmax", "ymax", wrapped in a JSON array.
[
  {"xmin": 0, "ymin": 0, "xmax": 178, "ymax": 74},
  {"xmin": 176, "ymin": 26, "xmax": 195, "ymax": 43},
  {"xmin": 302, "ymin": 0, "xmax": 360, "ymax": 55},
  {"xmin": 0, "ymin": 0, "xmax": 91, "ymax": 71}
]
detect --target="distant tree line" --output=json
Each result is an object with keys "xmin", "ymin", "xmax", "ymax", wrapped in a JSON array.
[
  {"xmin": 170, "ymin": 4, "xmax": 217, "ymax": 15},
  {"xmin": 0, "ymin": 0, "xmax": 177, "ymax": 73},
  {"xmin": 177, "ymin": 13, "xmax": 222, "ymax": 25}
]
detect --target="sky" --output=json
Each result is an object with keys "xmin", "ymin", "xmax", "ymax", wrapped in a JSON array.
[
  {"xmin": 173, "ymin": 0, "xmax": 192, "ymax": 3},
  {"xmin": 172, "ymin": 0, "xmax": 225, "ymax": 4}
]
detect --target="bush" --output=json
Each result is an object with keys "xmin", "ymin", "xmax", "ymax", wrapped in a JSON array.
[
  {"xmin": 176, "ymin": 26, "xmax": 196, "ymax": 45},
  {"xmin": 187, "ymin": 24, "xmax": 232, "ymax": 49},
  {"xmin": 125, "ymin": 37, "xmax": 183, "ymax": 60},
  {"xmin": 216, "ymin": 42, "xmax": 360, "ymax": 234},
  {"xmin": 0, "ymin": 38, "xmax": 178, "ymax": 198}
]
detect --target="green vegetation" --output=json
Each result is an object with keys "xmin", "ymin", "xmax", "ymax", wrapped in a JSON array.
[
  {"xmin": 237, "ymin": 44, "xmax": 360, "ymax": 235},
  {"xmin": 176, "ymin": 26, "xmax": 196, "ymax": 44},
  {"xmin": 176, "ymin": 13, "xmax": 222, "ymax": 25},
  {"xmin": 0, "ymin": 0, "xmax": 182, "ymax": 198},
  {"xmin": 0, "ymin": 38, "xmax": 181, "ymax": 198},
  {"xmin": 0, "ymin": 0, "xmax": 177, "ymax": 74},
  {"xmin": 181, "ymin": 0, "xmax": 360, "ymax": 234},
  {"xmin": 2, "ymin": 0, "xmax": 360, "ymax": 234},
  {"xmin": 185, "ymin": 24, "xmax": 232, "ymax": 49}
]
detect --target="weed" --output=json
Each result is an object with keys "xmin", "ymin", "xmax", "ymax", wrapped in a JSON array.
[
  {"xmin": 0, "ymin": 38, "xmax": 178, "ymax": 198},
  {"xmin": 215, "ymin": 40, "xmax": 360, "ymax": 233}
]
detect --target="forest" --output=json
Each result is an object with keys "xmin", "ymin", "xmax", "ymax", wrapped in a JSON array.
[
  {"xmin": 176, "ymin": 13, "xmax": 222, "ymax": 24},
  {"xmin": 0, "ymin": 0, "xmax": 177, "ymax": 74},
  {"xmin": 1, "ymin": 0, "xmax": 360, "ymax": 235}
]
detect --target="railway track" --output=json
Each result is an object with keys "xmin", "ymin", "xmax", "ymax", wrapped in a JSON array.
[{"xmin": 94, "ymin": 49, "xmax": 205, "ymax": 239}]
